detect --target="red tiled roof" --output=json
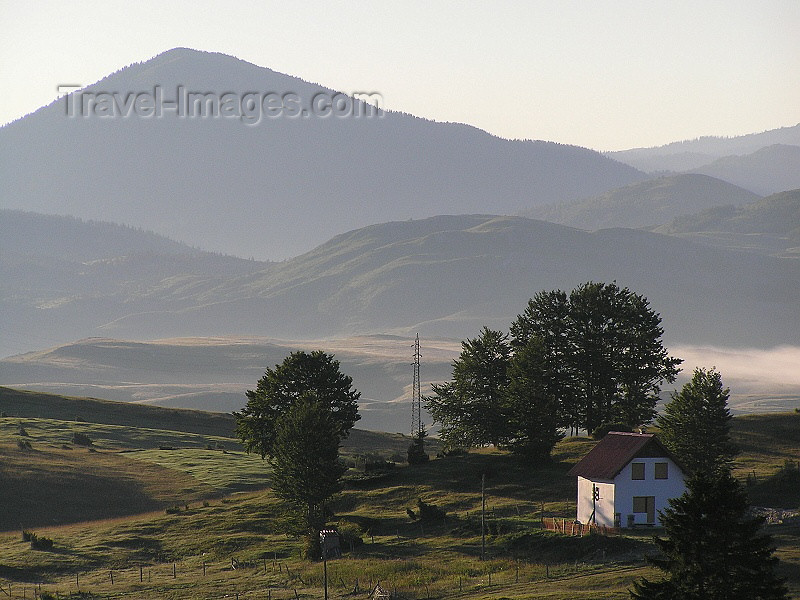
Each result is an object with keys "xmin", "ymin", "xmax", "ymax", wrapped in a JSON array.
[{"xmin": 567, "ymin": 432, "xmax": 679, "ymax": 480}]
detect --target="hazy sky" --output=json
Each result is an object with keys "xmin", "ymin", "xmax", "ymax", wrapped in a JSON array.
[{"xmin": 1, "ymin": 0, "xmax": 798, "ymax": 150}]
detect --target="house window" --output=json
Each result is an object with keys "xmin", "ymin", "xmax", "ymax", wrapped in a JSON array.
[
  {"xmin": 631, "ymin": 462, "xmax": 645, "ymax": 480},
  {"xmin": 655, "ymin": 462, "xmax": 668, "ymax": 479}
]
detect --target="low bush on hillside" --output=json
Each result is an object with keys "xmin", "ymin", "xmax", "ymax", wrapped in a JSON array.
[
  {"xmin": 165, "ymin": 504, "xmax": 190, "ymax": 515},
  {"xmin": 17, "ymin": 439, "xmax": 32, "ymax": 451},
  {"xmin": 416, "ymin": 498, "xmax": 447, "ymax": 522},
  {"xmin": 72, "ymin": 432, "xmax": 93, "ymax": 446},
  {"xmin": 24, "ymin": 531, "xmax": 54, "ymax": 551},
  {"xmin": 592, "ymin": 422, "xmax": 633, "ymax": 439},
  {"xmin": 439, "ymin": 447, "xmax": 469, "ymax": 457},
  {"xmin": 333, "ymin": 520, "xmax": 365, "ymax": 551},
  {"xmin": 747, "ymin": 460, "xmax": 800, "ymax": 508},
  {"xmin": 505, "ymin": 530, "xmax": 651, "ymax": 563},
  {"xmin": 407, "ymin": 437, "xmax": 429, "ymax": 465}
]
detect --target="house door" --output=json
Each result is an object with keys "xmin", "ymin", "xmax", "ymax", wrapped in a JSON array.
[{"xmin": 632, "ymin": 496, "xmax": 656, "ymax": 524}]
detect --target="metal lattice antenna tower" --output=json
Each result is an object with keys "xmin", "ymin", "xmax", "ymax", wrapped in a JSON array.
[{"xmin": 411, "ymin": 333, "xmax": 423, "ymax": 437}]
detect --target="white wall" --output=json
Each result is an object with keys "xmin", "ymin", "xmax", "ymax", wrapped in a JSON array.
[
  {"xmin": 577, "ymin": 476, "xmax": 616, "ymax": 527},
  {"xmin": 613, "ymin": 457, "xmax": 685, "ymax": 526}
]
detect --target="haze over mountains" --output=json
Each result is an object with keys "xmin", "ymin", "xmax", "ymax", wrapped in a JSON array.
[
  {"xmin": 0, "ymin": 48, "xmax": 644, "ymax": 260},
  {"xmin": 2, "ymin": 47, "xmax": 799, "ymax": 423},
  {"xmin": 607, "ymin": 124, "xmax": 800, "ymax": 172},
  {"xmin": 3, "ymin": 210, "xmax": 799, "ymax": 357},
  {"xmin": 527, "ymin": 174, "xmax": 759, "ymax": 230},
  {"xmin": 656, "ymin": 188, "xmax": 800, "ymax": 257}
]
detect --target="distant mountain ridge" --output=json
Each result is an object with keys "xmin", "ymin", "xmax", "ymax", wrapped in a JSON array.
[
  {"xmin": 0, "ymin": 47, "xmax": 645, "ymax": 260},
  {"xmin": 0, "ymin": 210, "xmax": 270, "ymax": 356},
  {"xmin": 689, "ymin": 144, "xmax": 800, "ymax": 196},
  {"xmin": 607, "ymin": 123, "xmax": 800, "ymax": 172},
  {"xmin": 1, "ymin": 210, "xmax": 200, "ymax": 260},
  {"xmin": 526, "ymin": 174, "xmax": 760, "ymax": 230},
  {"xmin": 655, "ymin": 189, "xmax": 800, "ymax": 256},
  {"xmin": 3, "ymin": 211, "xmax": 798, "ymax": 359}
]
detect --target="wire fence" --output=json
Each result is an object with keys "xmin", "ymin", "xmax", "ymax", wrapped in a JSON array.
[{"xmin": 0, "ymin": 554, "xmax": 637, "ymax": 600}]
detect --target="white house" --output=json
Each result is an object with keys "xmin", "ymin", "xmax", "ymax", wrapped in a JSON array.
[{"xmin": 567, "ymin": 432, "xmax": 686, "ymax": 528}]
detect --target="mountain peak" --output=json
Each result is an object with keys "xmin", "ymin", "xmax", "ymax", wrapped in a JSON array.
[{"xmin": 0, "ymin": 49, "xmax": 643, "ymax": 259}]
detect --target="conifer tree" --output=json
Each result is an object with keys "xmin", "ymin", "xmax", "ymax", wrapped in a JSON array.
[
  {"xmin": 426, "ymin": 327, "xmax": 511, "ymax": 449},
  {"xmin": 630, "ymin": 471, "xmax": 788, "ymax": 600},
  {"xmin": 657, "ymin": 367, "xmax": 738, "ymax": 475}
]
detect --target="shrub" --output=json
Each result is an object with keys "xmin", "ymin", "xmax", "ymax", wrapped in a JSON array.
[
  {"xmin": 17, "ymin": 424, "xmax": 29, "ymax": 436},
  {"xmin": 417, "ymin": 498, "xmax": 446, "ymax": 522},
  {"xmin": 335, "ymin": 521, "xmax": 365, "ymax": 551},
  {"xmin": 17, "ymin": 439, "xmax": 32, "ymax": 451},
  {"xmin": 592, "ymin": 422, "xmax": 633, "ymax": 440},
  {"xmin": 72, "ymin": 432, "xmax": 93, "ymax": 446},
  {"xmin": 440, "ymin": 447, "xmax": 468, "ymax": 457},
  {"xmin": 407, "ymin": 436, "xmax": 429, "ymax": 465},
  {"xmin": 29, "ymin": 532, "xmax": 54, "ymax": 550},
  {"xmin": 354, "ymin": 453, "xmax": 394, "ymax": 472},
  {"xmin": 165, "ymin": 506, "xmax": 182, "ymax": 515}
]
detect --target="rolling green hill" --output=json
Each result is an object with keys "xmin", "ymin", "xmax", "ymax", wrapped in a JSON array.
[
  {"xmin": 5, "ymin": 212, "xmax": 800, "ymax": 362},
  {"xmin": 0, "ymin": 386, "xmax": 237, "ymax": 437},
  {"xmin": 0, "ymin": 387, "xmax": 798, "ymax": 598},
  {"xmin": 82, "ymin": 215, "xmax": 800, "ymax": 348},
  {"xmin": 0, "ymin": 387, "xmax": 436, "ymax": 530}
]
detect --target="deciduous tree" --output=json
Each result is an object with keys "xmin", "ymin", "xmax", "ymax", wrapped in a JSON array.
[
  {"xmin": 512, "ymin": 282, "xmax": 680, "ymax": 433},
  {"xmin": 269, "ymin": 395, "xmax": 347, "ymax": 556},
  {"xmin": 235, "ymin": 350, "xmax": 360, "ymax": 458}
]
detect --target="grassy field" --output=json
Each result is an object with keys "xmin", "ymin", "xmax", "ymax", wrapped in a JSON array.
[{"xmin": 0, "ymin": 389, "xmax": 798, "ymax": 599}]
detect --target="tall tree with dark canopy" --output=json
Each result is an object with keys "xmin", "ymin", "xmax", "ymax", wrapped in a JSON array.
[
  {"xmin": 504, "ymin": 335, "xmax": 564, "ymax": 460},
  {"xmin": 630, "ymin": 470, "xmax": 788, "ymax": 600},
  {"xmin": 510, "ymin": 289, "xmax": 578, "ymax": 433},
  {"xmin": 235, "ymin": 350, "xmax": 360, "ymax": 458},
  {"xmin": 512, "ymin": 282, "xmax": 680, "ymax": 433},
  {"xmin": 426, "ymin": 327, "xmax": 511, "ymax": 449},
  {"xmin": 657, "ymin": 367, "xmax": 738, "ymax": 475},
  {"xmin": 269, "ymin": 394, "xmax": 348, "ymax": 557}
]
